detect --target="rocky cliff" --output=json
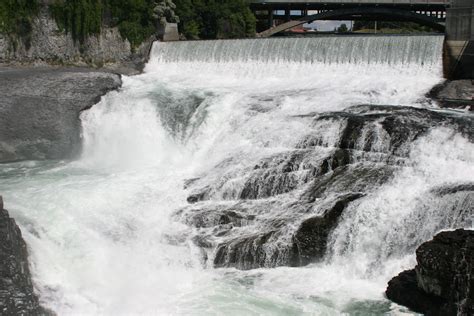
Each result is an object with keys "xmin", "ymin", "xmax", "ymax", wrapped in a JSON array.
[
  {"xmin": 0, "ymin": 2, "xmax": 154, "ymax": 73},
  {"xmin": 386, "ymin": 229, "xmax": 474, "ymax": 316},
  {"xmin": 0, "ymin": 67, "xmax": 121, "ymax": 163},
  {"xmin": 0, "ymin": 196, "xmax": 49, "ymax": 315}
]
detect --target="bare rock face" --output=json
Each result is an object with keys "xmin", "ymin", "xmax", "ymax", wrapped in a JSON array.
[
  {"xmin": 0, "ymin": 4, "xmax": 154, "ymax": 72},
  {"xmin": 386, "ymin": 229, "xmax": 474, "ymax": 316},
  {"xmin": 0, "ymin": 67, "xmax": 121, "ymax": 162},
  {"xmin": 0, "ymin": 196, "xmax": 49, "ymax": 315}
]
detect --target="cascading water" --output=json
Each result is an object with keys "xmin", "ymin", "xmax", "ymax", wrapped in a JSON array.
[{"xmin": 0, "ymin": 35, "xmax": 472, "ymax": 315}]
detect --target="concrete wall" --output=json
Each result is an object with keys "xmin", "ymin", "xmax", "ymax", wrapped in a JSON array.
[
  {"xmin": 157, "ymin": 23, "xmax": 180, "ymax": 42},
  {"xmin": 445, "ymin": 0, "xmax": 474, "ymax": 79}
]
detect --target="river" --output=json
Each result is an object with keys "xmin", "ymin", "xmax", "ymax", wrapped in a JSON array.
[{"xmin": 0, "ymin": 35, "xmax": 472, "ymax": 315}]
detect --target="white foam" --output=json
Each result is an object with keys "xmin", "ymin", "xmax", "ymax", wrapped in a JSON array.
[{"xmin": 0, "ymin": 36, "xmax": 465, "ymax": 315}]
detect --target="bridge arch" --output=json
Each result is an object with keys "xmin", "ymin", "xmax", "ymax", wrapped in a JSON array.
[{"xmin": 258, "ymin": 7, "xmax": 445, "ymax": 37}]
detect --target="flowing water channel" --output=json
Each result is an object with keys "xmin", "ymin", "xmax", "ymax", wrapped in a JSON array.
[{"xmin": 0, "ymin": 35, "xmax": 473, "ymax": 315}]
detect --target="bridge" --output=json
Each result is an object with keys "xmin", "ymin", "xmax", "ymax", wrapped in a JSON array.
[
  {"xmin": 249, "ymin": 0, "xmax": 473, "ymax": 79},
  {"xmin": 251, "ymin": 1, "xmax": 450, "ymax": 36}
]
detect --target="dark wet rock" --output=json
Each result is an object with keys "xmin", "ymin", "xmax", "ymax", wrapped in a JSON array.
[
  {"xmin": 0, "ymin": 197, "xmax": 50, "ymax": 315},
  {"xmin": 291, "ymin": 193, "xmax": 364, "ymax": 266},
  {"xmin": 178, "ymin": 199, "xmax": 307, "ymax": 269},
  {"xmin": 429, "ymin": 80, "xmax": 474, "ymax": 111},
  {"xmin": 186, "ymin": 105, "xmax": 473, "ymax": 204},
  {"xmin": 386, "ymin": 229, "xmax": 474, "ymax": 316},
  {"xmin": 0, "ymin": 67, "xmax": 121, "ymax": 162},
  {"xmin": 238, "ymin": 149, "xmax": 338, "ymax": 200},
  {"xmin": 213, "ymin": 231, "xmax": 282, "ymax": 270},
  {"xmin": 386, "ymin": 270, "xmax": 444, "ymax": 314},
  {"xmin": 313, "ymin": 105, "xmax": 474, "ymax": 155},
  {"xmin": 176, "ymin": 205, "xmax": 255, "ymax": 229},
  {"xmin": 433, "ymin": 183, "xmax": 474, "ymax": 196},
  {"xmin": 301, "ymin": 164, "xmax": 394, "ymax": 203},
  {"xmin": 178, "ymin": 105, "xmax": 474, "ymax": 271},
  {"xmin": 187, "ymin": 189, "xmax": 210, "ymax": 204}
]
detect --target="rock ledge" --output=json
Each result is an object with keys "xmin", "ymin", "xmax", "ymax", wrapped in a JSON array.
[{"xmin": 386, "ymin": 229, "xmax": 473, "ymax": 316}]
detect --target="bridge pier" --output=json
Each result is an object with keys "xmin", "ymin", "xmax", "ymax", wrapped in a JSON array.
[
  {"xmin": 444, "ymin": 0, "xmax": 474, "ymax": 79},
  {"xmin": 269, "ymin": 9, "xmax": 274, "ymax": 28}
]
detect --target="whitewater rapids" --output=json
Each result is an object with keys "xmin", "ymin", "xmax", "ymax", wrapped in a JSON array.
[{"xmin": 0, "ymin": 35, "xmax": 472, "ymax": 315}]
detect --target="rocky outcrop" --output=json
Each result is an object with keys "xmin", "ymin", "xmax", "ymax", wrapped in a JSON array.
[
  {"xmin": 175, "ymin": 105, "xmax": 474, "ymax": 270},
  {"xmin": 0, "ymin": 67, "xmax": 121, "ymax": 162},
  {"xmin": 0, "ymin": 3, "xmax": 154, "ymax": 73},
  {"xmin": 386, "ymin": 229, "xmax": 474, "ymax": 316},
  {"xmin": 429, "ymin": 80, "xmax": 474, "ymax": 111},
  {"xmin": 291, "ymin": 193, "xmax": 364, "ymax": 266},
  {"xmin": 0, "ymin": 196, "xmax": 49, "ymax": 315}
]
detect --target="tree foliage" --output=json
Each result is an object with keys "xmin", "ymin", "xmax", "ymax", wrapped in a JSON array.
[
  {"xmin": 0, "ymin": 0, "xmax": 39, "ymax": 48},
  {"xmin": 336, "ymin": 23, "xmax": 348, "ymax": 33},
  {"xmin": 50, "ymin": 0, "xmax": 103, "ymax": 43},
  {"xmin": 174, "ymin": 0, "xmax": 256, "ymax": 40},
  {"xmin": 353, "ymin": 21, "xmax": 437, "ymax": 33},
  {"xmin": 50, "ymin": 0, "xmax": 178, "ymax": 47},
  {"xmin": 2, "ymin": 0, "xmax": 257, "ymax": 47}
]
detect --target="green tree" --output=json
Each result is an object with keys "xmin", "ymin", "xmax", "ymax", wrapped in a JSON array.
[
  {"xmin": 174, "ymin": 0, "xmax": 256, "ymax": 40},
  {"xmin": 337, "ymin": 23, "xmax": 348, "ymax": 33},
  {"xmin": 0, "ymin": 0, "xmax": 39, "ymax": 49},
  {"xmin": 50, "ymin": 0, "xmax": 178, "ymax": 48},
  {"xmin": 50, "ymin": 0, "xmax": 103, "ymax": 43}
]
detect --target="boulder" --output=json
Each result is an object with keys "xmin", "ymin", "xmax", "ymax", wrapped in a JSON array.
[{"xmin": 386, "ymin": 229, "xmax": 474, "ymax": 316}]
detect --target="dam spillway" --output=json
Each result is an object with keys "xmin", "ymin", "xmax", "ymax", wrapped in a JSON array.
[{"xmin": 0, "ymin": 35, "xmax": 472, "ymax": 314}]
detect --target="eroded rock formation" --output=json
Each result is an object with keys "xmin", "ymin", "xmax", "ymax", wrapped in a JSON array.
[{"xmin": 174, "ymin": 105, "xmax": 474, "ymax": 270}]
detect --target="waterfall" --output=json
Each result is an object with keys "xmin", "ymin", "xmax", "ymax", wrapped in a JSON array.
[
  {"xmin": 1, "ymin": 35, "xmax": 472, "ymax": 315},
  {"xmin": 149, "ymin": 36, "xmax": 443, "ymax": 65}
]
